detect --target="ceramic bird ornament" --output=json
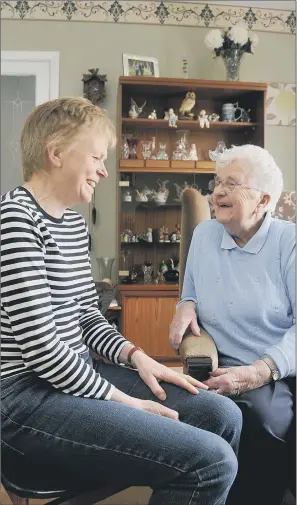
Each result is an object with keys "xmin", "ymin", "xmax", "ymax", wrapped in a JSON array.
[
  {"xmin": 179, "ymin": 91, "xmax": 196, "ymax": 118},
  {"xmin": 148, "ymin": 109, "xmax": 157, "ymax": 119},
  {"xmin": 129, "ymin": 97, "xmax": 147, "ymax": 118}
]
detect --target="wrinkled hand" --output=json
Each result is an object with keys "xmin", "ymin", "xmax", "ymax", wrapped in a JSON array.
[
  {"xmin": 203, "ymin": 365, "xmax": 268, "ymax": 397},
  {"xmin": 169, "ymin": 301, "xmax": 200, "ymax": 352},
  {"xmin": 132, "ymin": 351, "xmax": 208, "ymax": 401}
]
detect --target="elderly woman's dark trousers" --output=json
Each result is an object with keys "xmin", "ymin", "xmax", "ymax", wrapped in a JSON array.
[
  {"xmin": 226, "ymin": 378, "xmax": 295, "ymax": 505},
  {"xmin": 1, "ymin": 356, "xmax": 242, "ymax": 505}
]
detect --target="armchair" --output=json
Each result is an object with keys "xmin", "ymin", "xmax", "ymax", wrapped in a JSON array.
[
  {"xmin": 178, "ymin": 188, "xmax": 218, "ymax": 381},
  {"xmin": 178, "ymin": 188, "xmax": 296, "ymax": 381}
]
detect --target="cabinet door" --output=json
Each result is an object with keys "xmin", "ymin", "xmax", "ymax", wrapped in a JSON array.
[{"xmin": 123, "ymin": 296, "xmax": 179, "ymax": 359}]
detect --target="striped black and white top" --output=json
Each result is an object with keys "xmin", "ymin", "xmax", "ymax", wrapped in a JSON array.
[{"xmin": 1, "ymin": 187, "xmax": 130, "ymax": 400}]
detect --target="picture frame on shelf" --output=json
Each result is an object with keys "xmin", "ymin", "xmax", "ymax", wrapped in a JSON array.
[{"xmin": 123, "ymin": 54, "xmax": 159, "ymax": 77}]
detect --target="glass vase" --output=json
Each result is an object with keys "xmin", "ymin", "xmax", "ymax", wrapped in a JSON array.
[
  {"xmin": 172, "ymin": 129, "xmax": 190, "ymax": 160},
  {"xmin": 127, "ymin": 137, "xmax": 139, "ymax": 159},
  {"xmin": 96, "ymin": 257, "xmax": 115, "ymax": 281},
  {"xmin": 142, "ymin": 264, "xmax": 153, "ymax": 284},
  {"xmin": 221, "ymin": 49, "xmax": 244, "ymax": 81},
  {"xmin": 121, "ymin": 134, "xmax": 131, "ymax": 159},
  {"xmin": 141, "ymin": 140, "xmax": 152, "ymax": 160}
]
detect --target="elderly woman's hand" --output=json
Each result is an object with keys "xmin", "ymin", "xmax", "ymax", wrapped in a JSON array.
[
  {"xmin": 131, "ymin": 351, "xmax": 208, "ymax": 400},
  {"xmin": 203, "ymin": 362, "xmax": 271, "ymax": 396},
  {"xmin": 169, "ymin": 301, "xmax": 200, "ymax": 352}
]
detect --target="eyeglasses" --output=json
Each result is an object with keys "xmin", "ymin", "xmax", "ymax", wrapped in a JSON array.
[{"xmin": 213, "ymin": 177, "xmax": 262, "ymax": 193}]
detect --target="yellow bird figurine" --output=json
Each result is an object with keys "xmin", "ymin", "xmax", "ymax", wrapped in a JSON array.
[{"xmin": 179, "ymin": 91, "xmax": 196, "ymax": 117}]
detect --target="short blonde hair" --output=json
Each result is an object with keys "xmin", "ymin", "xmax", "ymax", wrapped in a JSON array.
[{"xmin": 21, "ymin": 96, "xmax": 116, "ymax": 181}]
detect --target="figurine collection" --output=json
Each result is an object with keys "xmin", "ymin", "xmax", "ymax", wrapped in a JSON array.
[
  {"xmin": 120, "ymin": 224, "xmax": 181, "ymax": 245},
  {"xmin": 127, "ymin": 93, "xmax": 252, "ymax": 127},
  {"xmin": 124, "ymin": 93, "xmax": 252, "ymax": 163},
  {"xmin": 121, "ymin": 257, "xmax": 180, "ymax": 285},
  {"xmin": 120, "ymin": 88, "xmax": 252, "ymax": 284},
  {"xmin": 122, "ymin": 179, "xmax": 202, "ymax": 205}
]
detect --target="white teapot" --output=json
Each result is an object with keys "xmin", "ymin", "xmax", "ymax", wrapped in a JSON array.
[
  {"xmin": 173, "ymin": 181, "xmax": 199, "ymax": 202},
  {"xmin": 135, "ymin": 190, "xmax": 148, "ymax": 202},
  {"xmin": 153, "ymin": 192, "xmax": 168, "ymax": 206}
]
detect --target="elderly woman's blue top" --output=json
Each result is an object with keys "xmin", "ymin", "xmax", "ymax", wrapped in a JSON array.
[{"xmin": 180, "ymin": 212, "xmax": 295, "ymax": 378}]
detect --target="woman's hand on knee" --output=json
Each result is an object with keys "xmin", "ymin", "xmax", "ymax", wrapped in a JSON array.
[
  {"xmin": 110, "ymin": 387, "xmax": 179, "ymax": 419},
  {"xmin": 132, "ymin": 352, "xmax": 208, "ymax": 401},
  {"xmin": 136, "ymin": 399, "xmax": 179, "ymax": 420}
]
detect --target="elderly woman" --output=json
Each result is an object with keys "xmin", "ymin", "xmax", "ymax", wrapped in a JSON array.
[
  {"xmin": 1, "ymin": 97, "xmax": 243, "ymax": 505},
  {"xmin": 169, "ymin": 144, "xmax": 295, "ymax": 505}
]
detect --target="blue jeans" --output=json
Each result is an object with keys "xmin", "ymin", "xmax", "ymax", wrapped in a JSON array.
[{"xmin": 1, "ymin": 354, "xmax": 242, "ymax": 505}]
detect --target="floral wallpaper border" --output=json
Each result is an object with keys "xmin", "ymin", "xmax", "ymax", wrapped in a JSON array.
[{"xmin": 1, "ymin": 1, "xmax": 296, "ymax": 34}]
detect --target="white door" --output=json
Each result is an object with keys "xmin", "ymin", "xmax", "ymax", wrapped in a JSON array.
[{"xmin": 1, "ymin": 51, "xmax": 59, "ymax": 194}]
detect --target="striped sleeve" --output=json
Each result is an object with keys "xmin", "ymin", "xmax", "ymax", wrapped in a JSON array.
[
  {"xmin": 79, "ymin": 294, "xmax": 131, "ymax": 364},
  {"xmin": 78, "ymin": 219, "xmax": 131, "ymax": 362},
  {"xmin": 1, "ymin": 202, "xmax": 115, "ymax": 400}
]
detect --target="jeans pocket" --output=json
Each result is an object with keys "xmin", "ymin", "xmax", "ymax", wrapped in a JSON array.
[{"xmin": 1, "ymin": 374, "xmax": 34, "ymax": 401}]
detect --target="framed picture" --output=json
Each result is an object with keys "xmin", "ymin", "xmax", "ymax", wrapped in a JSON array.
[{"xmin": 123, "ymin": 54, "xmax": 159, "ymax": 77}]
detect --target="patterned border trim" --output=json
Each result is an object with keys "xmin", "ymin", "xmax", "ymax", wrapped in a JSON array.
[{"xmin": 1, "ymin": 1, "xmax": 295, "ymax": 34}]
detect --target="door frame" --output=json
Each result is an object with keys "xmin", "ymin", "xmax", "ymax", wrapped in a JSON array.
[{"xmin": 1, "ymin": 51, "xmax": 59, "ymax": 103}]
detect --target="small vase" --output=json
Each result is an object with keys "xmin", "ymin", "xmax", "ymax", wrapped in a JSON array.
[{"xmin": 221, "ymin": 49, "xmax": 244, "ymax": 81}]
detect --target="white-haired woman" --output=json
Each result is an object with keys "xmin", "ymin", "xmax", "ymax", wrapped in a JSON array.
[
  {"xmin": 170, "ymin": 144, "xmax": 295, "ymax": 505},
  {"xmin": 1, "ymin": 97, "xmax": 243, "ymax": 505}
]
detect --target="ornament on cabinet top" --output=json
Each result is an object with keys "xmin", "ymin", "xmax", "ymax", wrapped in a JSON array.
[
  {"xmin": 159, "ymin": 226, "xmax": 165, "ymax": 242},
  {"xmin": 209, "ymin": 113, "xmax": 220, "ymax": 123},
  {"xmin": 156, "ymin": 142, "xmax": 169, "ymax": 160},
  {"xmin": 129, "ymin": 97, "xmax": 147, "ymax": 118},
  {"xmin": 198, "ymin": 110, "xmax": 210, "ymax": 128},
  {"xmin": 175, "ymin": 224, "xmax": 181, "ymax": 242},
  {"xmin": 240, "ymin": 108, "xmax": 251, "ymax": 122},
  {"xmin": 188, "ymin": 144, "xmax": 198, "ymax": 161},
  {"xmin": 135, "ymin": 189, "xmax": 148, "ymax": 202},
  {"xmin": 159, "ymin": 260, "xmax": 168, "ymax": 274},
  {"xmin": 209, "ymin": 140, "xmax": 227, "ymax": 161},
  {"xmin": 142, "ymin": 185, "xmax": 154, "ymax": 200},
  {"xmin": 155, "ymin": 270, "xmax": 166, "ymax": 284},
  {"xmin": 122, "ymin": 190, "xmax": 132, "ymax": 202},
  {"xmin": 148, "ymin": 109, "xmax": 157, "ymax": 119},
  {"xmin": 173, "ymin": 181, "xmax": 199, "ymax": 202},
  {"xmin": 167, "ymin": 108, "xmax": 178, "ymax": 127},
  {"xmin": 164, "ymin": 257, "xmax": 180, "ymax": 282},
  {"xmin": 82, "ymin": 68, "xmax": 107, "ymax": 105},
  {"xmin": 149, "ymin": 179, "xmax": 169, "ymax": 206},
  {"xmin": 179, "ymin": 91, "xmax": 196, "ymax": 119},
  {"xmin": 164, "ymin": 228, "xmax": 170, "ymax": 242}
]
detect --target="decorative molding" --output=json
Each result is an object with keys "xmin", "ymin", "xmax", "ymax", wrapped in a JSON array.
[{"xmin": 1, "ymin": 1, "xmax": 295, "ymax": 34}]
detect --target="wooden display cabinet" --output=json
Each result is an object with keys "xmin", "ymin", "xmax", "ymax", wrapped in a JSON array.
[
  {"xmin": 119, "ymin": 284, "xmax": 180, "ymax": 365},
  {"xmin": 117, "ymin": 76, "xmax": 267, "ymax": 363}
]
